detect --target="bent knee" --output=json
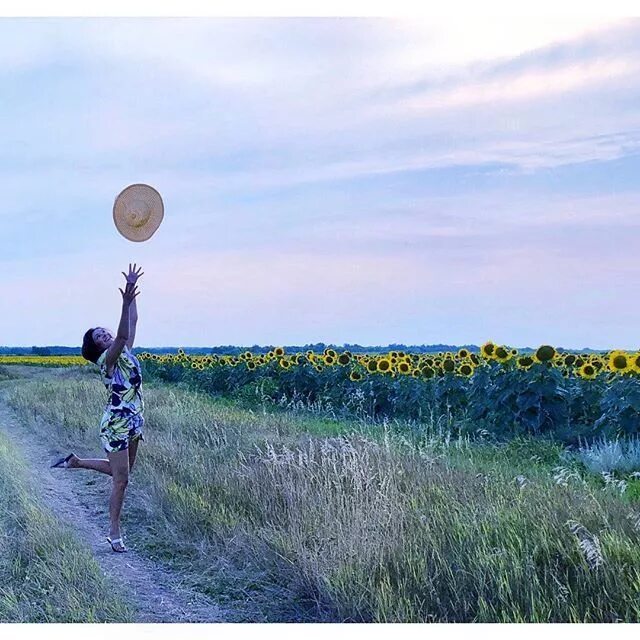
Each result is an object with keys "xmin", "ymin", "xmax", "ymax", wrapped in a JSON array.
[{"xmin": 112, "ymin": 474, "xmax": 129, "ymax": 489}]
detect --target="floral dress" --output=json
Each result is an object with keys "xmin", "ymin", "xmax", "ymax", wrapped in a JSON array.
[{"xmin": 96, "ymin": 345, "xmax": 144, "ymax": 453}]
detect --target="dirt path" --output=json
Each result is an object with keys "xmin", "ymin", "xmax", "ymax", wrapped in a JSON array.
[{"xmin": 0, "ymin": 393, "xmax": 227, "ymax": 623}]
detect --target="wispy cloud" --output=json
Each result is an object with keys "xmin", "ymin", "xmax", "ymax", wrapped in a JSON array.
[{"xmin": 1, "ymin": 17, "xmax": 639, "ymax": 347}]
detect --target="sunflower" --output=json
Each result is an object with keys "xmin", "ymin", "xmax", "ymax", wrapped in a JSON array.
[
  {"xmin": 314, "ymin": 365, "xmax": 323, "ymax": 373},
  {"xmin": 366, "ymin": 359, "xmax": 378, "ymax": 373},
  {"xmin": 578, "ymin": 363, "xmax": 597, "ymax": 380},
  {"xmin": 324, "ymin": 355, "xmax": 336, "ymax": 366},
  {"xmin": 247, "ymin": 361, "xmax": 257, "ymax": 370},
  {"xmin": 338, "ymin": 353, "xmax": 351, "ymax": 366},
  {"xmin": 480, "ymin": 342, "xmax": 496, "ymax": 359},
  {"xmin": 377, "ymin": 358, "xmax": 391, "ymax": 373},
  {"xmin": 631, "ymin": 353, "xmax": 640, "ymax": 373},
  {"xmin": 469, "ymin": 353, "xmax": 480, "ymax": 366},
  {"xmin": 398, "ymin": 361, "xmax": 411, "ymax": 374},
  {"xmin": 534, "ymin": 345, "xmax": 556, "ymax": 363},
  {"xmin": 279, "ymin": 359, "xmax": 291, "ymax": 369},
  {"xmin": 608, "ymin": 350, "xmax": 630, "ymax": 373},
  {"xmin": 517, "ymin": 356, "xmax": 534, "ymax": 370},
  {"xmin": 349, "ymin": 370, "xmax": 363, "ymax": 382},
  {"xmin": 274, "ymin": 347, "xmax": 285, "ymax": 357},
  {"xmin": 457, "ymin": 363, "xmax": 474, "ymax": 377},
  {"xmin": 458, "ymin": 348, "xmax": 469, "ymax": 359},
  {"xmin": 563, "ymin": 354, "xmax": 576, "ymax": 367},
  {"xmin": 443, "ymin": 359, "xmax": 455, "ymax": 373},
  {"xmin": 494, "ymin": 346, "xmax": 511, "ymax": 363}
]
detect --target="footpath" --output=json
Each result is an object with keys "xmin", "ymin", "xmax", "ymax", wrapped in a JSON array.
[{"xmin": 0, "ymin": 381, "xmax": 226, "ymax": 623}]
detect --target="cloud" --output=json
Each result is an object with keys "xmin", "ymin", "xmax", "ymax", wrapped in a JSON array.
[
  {"xmin": 2, "ymin": 18, "xmax": 640, "ymax": 347},
  {"xmin": 384, "ymin": 57, "xmax": 639, "ymax": 115}
]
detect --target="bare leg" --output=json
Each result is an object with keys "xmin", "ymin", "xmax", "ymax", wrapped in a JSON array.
[
  {"xmin": 67, "ymin": 455, "xmax": 111, "ymax": 475},
  {"xmin": 128, "ymin": 437, "xmax": 140, "ymax": 472},
  {"xmin": 107, "ymin": 449, "xmax": 129, "ymax": 549}
]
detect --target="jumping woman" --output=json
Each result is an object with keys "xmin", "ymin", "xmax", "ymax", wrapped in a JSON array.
[{"xmin": 52, "ymin": 263, "xmax": 144, "ymax": 553}]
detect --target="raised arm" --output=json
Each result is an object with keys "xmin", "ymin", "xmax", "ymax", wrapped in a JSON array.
[
  {"xmin": 121, "ymin": 263, "xmax": 143, "ymax": 351},
  {"xmin": 105, "ymin": 282, "xmax": 139, "ymax": 372},
  {"xmin": 127, "ymin": 295, "xmax": 138, "ymax": 351}
]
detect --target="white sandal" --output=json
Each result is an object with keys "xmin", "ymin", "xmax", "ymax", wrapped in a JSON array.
[{"xmin": 107, "ymin": 536, "xmax": 127, "ymax": 553}]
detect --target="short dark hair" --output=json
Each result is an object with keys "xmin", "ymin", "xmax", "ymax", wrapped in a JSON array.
[{"xmin": 82, "ymin": 328, "xmax": 103, "ymax": 364}]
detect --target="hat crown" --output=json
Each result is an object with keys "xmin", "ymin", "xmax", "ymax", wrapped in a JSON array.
[{"xmin": 126, "ymin": 199, "xmax": 151, "ymax": 228}]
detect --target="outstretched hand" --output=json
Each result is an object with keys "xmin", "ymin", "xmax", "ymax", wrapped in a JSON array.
[
  {"xmin": 122, "ymin": 263, "xmax": 144, "ymax": 285},
  {"xmin": 119, "ymin": 281, "xmax": 140, "ymax": 306}
]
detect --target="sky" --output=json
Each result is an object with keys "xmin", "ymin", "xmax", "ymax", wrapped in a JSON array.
[{"xmin": 1, "ymin": 16, "xmax": 640, "ymax": 349}]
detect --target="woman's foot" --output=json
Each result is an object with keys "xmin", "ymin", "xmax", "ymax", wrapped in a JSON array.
[
  {"xmin": 51, "ymin": 453, "xmax": 77, "ymax": 468},
  {"xmin": 107, "ymin": 535, "xmax": 127, "ymax": 553},
  {"xmin": 66, "ymin": 454, "xmax": 81, "ymax": 468}
]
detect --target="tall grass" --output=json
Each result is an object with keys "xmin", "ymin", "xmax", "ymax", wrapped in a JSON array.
[
  {"xmin": 0, "ymin": 431, "xmax": 133, "ymax": 622},
  {"xmin": 576, "ymin": 438, "xmax": 640, "ymax": 474},
  {"xmin": 2, "ymin": 371, "xmax": 640, "ymax": 622}
]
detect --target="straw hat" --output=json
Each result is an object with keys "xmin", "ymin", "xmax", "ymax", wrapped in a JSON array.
[{"xmin": 113, "ymin": 184, "xmax": 164, "ymax": 242}]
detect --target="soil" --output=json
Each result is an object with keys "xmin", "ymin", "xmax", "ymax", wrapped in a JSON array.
[{"xmin": 0, "ymin": 380, "xmax": 227, "ymax": 623}]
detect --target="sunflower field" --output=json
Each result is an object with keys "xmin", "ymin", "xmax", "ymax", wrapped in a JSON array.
[
  {"xmin": 0, "ymin": 355, "xmax": 88, "ymax": 367},
  {"xmin": 137, "ymin": 342, "xmax": 640, "ymax": 442}
]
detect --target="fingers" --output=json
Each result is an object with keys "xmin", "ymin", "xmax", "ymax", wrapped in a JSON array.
[
  {"xmin": 122, "ymin": 264, "xmax": 143, "ymax": 280},
  {"xmin": 119, "ymin": 283, "xmax": 139, "ymax": 298}
]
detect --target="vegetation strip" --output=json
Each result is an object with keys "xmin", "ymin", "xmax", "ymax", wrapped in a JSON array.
[
  {"xmin": 2, "ymin": 369, "xmax": 640, "ymax": 622},
  {"xmin": 0, "ymin": 429, "xmax": 133, "ymax": 622}
]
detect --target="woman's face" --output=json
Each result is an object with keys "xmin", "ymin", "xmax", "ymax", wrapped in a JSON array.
[{"xmin": 92, "ymin": 327, "xmax": 114, "ymax": 351}]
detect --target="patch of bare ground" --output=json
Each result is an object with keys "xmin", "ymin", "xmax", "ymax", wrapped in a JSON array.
[{"xmin": 0, "ymin": 398, "xmax": 227, "ymax": 623}]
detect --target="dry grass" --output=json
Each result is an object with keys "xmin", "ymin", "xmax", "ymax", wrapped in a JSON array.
[
  {"xmin": 0, "ymin": 431, "xmax": 133, "ymax": 622},
  {"xmin": 2, "ymin": 369, "xmax": 640, "ymax": 622}
]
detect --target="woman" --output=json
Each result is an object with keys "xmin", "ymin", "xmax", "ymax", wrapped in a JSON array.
[{"xmin": 52, "ymin": 263, "xmax": 144, "ymax": 553}]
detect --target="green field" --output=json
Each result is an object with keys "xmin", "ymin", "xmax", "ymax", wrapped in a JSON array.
[
  {"xmin": 0, "ymin": 424, "xmax": 133, "ymax": 622},
  {"xmin": 1, "ymin": 365, "xmax": 640, "ymax": 622}
]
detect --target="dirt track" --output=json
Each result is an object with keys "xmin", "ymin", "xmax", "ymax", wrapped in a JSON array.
[{"xmin": 0, "ymin": 381, "xmax": 226, "ymax": 623}]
